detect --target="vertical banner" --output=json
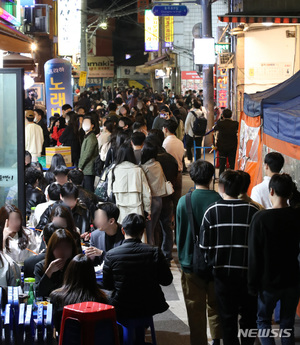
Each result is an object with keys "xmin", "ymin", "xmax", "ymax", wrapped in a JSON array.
[
  {"xmin": 137, "ymin": 0, "xmax": 149, "ymax": 23},
  {"xmin": 145, "ymin": 10, "xmax": 159, "ymax": 52},
  {"xmin": 164, "ymin": 16, "xmax": 174, "ymax": 48},
  {"xmin": 44, "ymin": 58, "xmax": 72, "ymax": 119},
  {"xmin": 216, "ymin": 67, "xmax": 229, "ymax": 108}
]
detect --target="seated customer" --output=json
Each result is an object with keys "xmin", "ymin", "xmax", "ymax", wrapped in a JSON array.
[
  {"xmin": 85, "ymin": 203, "xmax": 124, "ymax": 265},
  {"xmin": 34, "ymin": 228, "xmax": 77, "ymax": 298},
  {"xmin": 37, "ymin": 183, "xmax": 90, "ymax": 234},
  {"xmin": 35, "ymin": 183, "xmax": 62, "ymax": 224},
  {"xmin": 0, "ymin": 204, "xmax": 38, "ymax": 265},
  {"xmin": 24, "ymin": 223, "xmax": 58, "ymax": 278},
  {"xmin": 103, "ymin": 213, "xmax": 173, "ymax": 319},
  {"xmin": 50, "ymin": 254, "xmax": 107, "ymax": 332},
  {"xmin": 53, "ymin": 165, "xmax": 69, "ymax": 186},
  {"xmin": 0, "ymin": 224, "xmax": 21, "ymax": 288},
  {"xmin": 25, "ymin": 167, "xmax": 46, "ymax": 218},
  {"xmin": 68, "ymin": 169, "xmax": 100, "ymax": 218}
]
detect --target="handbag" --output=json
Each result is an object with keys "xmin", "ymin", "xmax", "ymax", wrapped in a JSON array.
[
  {"xmin": 165, "ymin": 180, "xmax": 174, "ymax": 196},
  {"xmin": 94, "ymin": 166, "xmax": 111, "ymax": 201}
]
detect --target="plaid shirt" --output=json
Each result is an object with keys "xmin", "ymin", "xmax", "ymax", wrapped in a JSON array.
[{"xmin": 200, "ymin": 199, "xmax": 259, "ymax": 278}]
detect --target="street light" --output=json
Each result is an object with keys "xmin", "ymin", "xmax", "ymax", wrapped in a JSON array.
[{"xmin": 99, "ymin": 21, "xmax": 108, "ymax": 30}]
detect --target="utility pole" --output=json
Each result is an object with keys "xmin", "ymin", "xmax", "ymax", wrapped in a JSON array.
[
  {"xmin": 80, "ymin": 0, "xmax": 88, "ymax": 90},
  {"xmin": 201, "ymin": 0, "xmax": 214, "ymax": 146}
]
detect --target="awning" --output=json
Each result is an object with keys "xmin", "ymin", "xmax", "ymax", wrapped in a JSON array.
[
  {"xmin": 218, "ymin": 14, "xmax": 300, "ymax": 24},
  {"xmin": 0, "ymin": 22, "xmax": 33, "ymax": 53},
  {"xmin": 136, "ymin": 63, "xmax": 164, "ymax": 74},
  {"xmin": 144, "ymin": 54, "xmax": 169, "ymax": 66},
  {"xmin": 3, "ymin": 53, "xmax": 35, "ymax": 71}
]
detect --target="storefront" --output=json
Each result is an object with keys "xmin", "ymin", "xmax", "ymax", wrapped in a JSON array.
[{"xmin": 181, "ymin": 71, "xmax": 203, "ymax": 94}]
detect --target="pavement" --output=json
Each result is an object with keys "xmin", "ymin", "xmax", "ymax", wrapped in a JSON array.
[{"xmin": 146, "ymin": 153, "xmax": 300, "ymax": 345}]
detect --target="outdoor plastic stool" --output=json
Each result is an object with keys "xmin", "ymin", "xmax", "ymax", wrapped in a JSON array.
[
  {"xmin": 59, "ymin": 302, "xmax": 120, "ymax": 345},
  {"xmin": 118, "ymin": 316, "xmax": 157, "ymax": 345}
]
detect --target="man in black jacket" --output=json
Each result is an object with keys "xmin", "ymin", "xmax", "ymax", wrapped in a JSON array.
[
  {"xmin": 214, "ymin": 108, "xmax": 239, "ymax": 176},
  {"xmin": 68, "ymin": 169, "xmax": 99, "ymax": 218},
  {"xmin": 248, "ymin": 173, "xmax": 300, "ymax": 344},
  {"xmin": 103, "ymin": 213, "xmax": 173, "ymax": 319},
  {"xmin": 25, "ymin": 167, "xmax": 46, "ymax": 218},
  {"xmin": 37, "ymin": 183, "xmax": 90, "ymax": 234}
]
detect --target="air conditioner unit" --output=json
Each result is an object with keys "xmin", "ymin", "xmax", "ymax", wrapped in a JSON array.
[{"xmin": 218, "ymin": 52, "xmax": 235, "ymax": 69}]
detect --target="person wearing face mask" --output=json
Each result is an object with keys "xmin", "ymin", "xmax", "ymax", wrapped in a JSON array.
[
  {"xmin": 25, "ymin": 90, "xmax": 36, "ymax": 110},
  {"xmin": 78, "ymin": 116, "xmax": 99, "ymax": 192},
  {"xmin": 146, "ymin": 103, "xmax": 158, "ymax": 130},
  {"xmin": 59, "ymin": 111, "xmax": 81, "ymax": 166}
]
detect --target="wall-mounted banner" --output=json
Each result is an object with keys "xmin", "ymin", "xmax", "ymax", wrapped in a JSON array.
[
  {"xmin": 164, "ymin": 16, "xmax": 174, "ymax": 47},
  {"xmin": 44, "ymin": 58, "xmax": 72, "ymax": 119},
  {"xmin": 216, "ymin": 67, "xmax": 229, "ymax": 108},
  {"xmin": 57, "ymin": 0, "xmax": 81, "ymax": 56},
  {"xmin": 145, "ymin": 9, "xmax": 159, "ymax": 51}
]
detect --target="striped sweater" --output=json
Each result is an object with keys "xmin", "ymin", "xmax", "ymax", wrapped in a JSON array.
[{"xmin": 200, "ymin": 199, "xmax": 259, "ymax": 278}]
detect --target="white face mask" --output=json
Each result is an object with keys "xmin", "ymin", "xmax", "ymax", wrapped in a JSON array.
[
  {"xmin": 149, "ymin": 105, "xmax": 154, "ymax": 112},
  {"xmin": 34, "ymin": 117, "xmax": 38, "ymax": 123},
  {"xmin": 82, "ymin": 124, "xmax": 91, "ymax": 132}
]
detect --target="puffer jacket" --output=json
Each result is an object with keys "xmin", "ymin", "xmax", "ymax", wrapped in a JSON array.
[
  {"xmin": 102, "ymin": 238, "xmax": 173, "ymax": 318},
  {"xmin": 36, "ymin": 200, "xmax": 91, "ymax": 235}
]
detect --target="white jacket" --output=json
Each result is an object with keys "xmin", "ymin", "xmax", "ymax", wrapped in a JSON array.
[
  {"xmin": 4, "ymin": 228, "xmax": 38, "ymax": 265},
  {"xmin": 185, "ymin": 107, "xmax": 207, "ymax": 137},
  {"xmin": 108, "ymin": 161, "xmax": 151, "ymax": 223},
  {"xmin": 25, "ymin": 123, "xmax": 44, "ymax": 158},
  {"xmin": 0, "ymin": 253, "xmax": 21, "ymax": 288},
  {"xmin": 141, "ymin": 159, "xmax": 167, "ymax": 197}
]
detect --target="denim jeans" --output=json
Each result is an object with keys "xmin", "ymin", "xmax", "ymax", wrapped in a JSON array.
[
  {"xmin": 159, "ymin": 196, "xmax": 174, "ymax": 261},
  {"xmin": 257, "ymin": 286, "xmax": 300, "ymax": 345}
]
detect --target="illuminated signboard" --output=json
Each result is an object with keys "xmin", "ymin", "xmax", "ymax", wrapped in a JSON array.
[
  {"xmin": 144, "ymin": 9, "xmax": 159, "ymax": 52},
  {"xmin": 0, "ymin": 7, "xmax": 20, "ymax": 26},
  {"xmin": 58, "ymin": 0, "xmax": 81, "ymax": 56},
  {"xmin": 215, "ymin": 43, "xmax": 230, "ymax": 54},
  {"xmin": 216, "ymin": 67, "xmax": 229, "ymax": 108},
  {"xmin": 164, "ymin": 16, "xmax": 173, "ymax": 47},
  {"xmin": 194, "ymin": 38, "xmax": 215, "ymax": 65}
]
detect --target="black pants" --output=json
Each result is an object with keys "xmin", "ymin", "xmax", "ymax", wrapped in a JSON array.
[
  {"xmin": 214, "ymin": 275, "xmax": 257, "ymax": 345},
  {"xmin": 186, "ymin": 135, "xmax": 203, "ymax": 161},
  {"xmin": 218, "ymin": 150, "xmax": 236, "ymax": 176},
  {"xmin": 83, "ymin": 175, "xmax": 95, "ymax": 193}
]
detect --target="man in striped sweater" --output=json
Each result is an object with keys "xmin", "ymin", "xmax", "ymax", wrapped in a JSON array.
[{"xmin": 200, "ymin": 170, "xmax": 259, "ymax": 345}]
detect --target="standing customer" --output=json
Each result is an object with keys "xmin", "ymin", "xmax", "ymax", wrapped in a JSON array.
[
  {"xmin": 176, "ymin": 160, "xmax": 222, "ymax": 345},
  {"xmin": 248, "ymin": 173, "xmax": 300, "ymax": 345},
  {"xmin": 59, "ymin": 111, "xmax": 81, "ymax": 166},
  {"xmin": 213, "ymin": 108, "xmax": 239, "ymax": 176},
  {"xmin": 200, "ymin": 170, "xmax": 259, "ymax": 345},
  {"xmin": 25, "ymin": 110, "xmax": 44, "ymax": 162},
  {"xmin": 78, "ymin": 116, "xmax": 98, "ymax": 192}
]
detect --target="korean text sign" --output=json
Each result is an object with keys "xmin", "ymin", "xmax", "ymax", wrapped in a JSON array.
[{"xmin": 44, "ymin": 59, "xmax": 72, "ymax": 119}]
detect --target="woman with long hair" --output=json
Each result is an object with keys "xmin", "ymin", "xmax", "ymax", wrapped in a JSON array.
[
  {"xmin": 0, "ymin": 204, "xmax": 38, "ymax": 265},
  {"xmin": 59, "ymin": 111, "xmax": 81, "ymax": 167},
  {"xmin": 141, "ymin": 140, "xmax": 168, "ymax": 246},
  {"xmin": 51, "ymin": 117, "xmax": 66, "ymax": 146},
  {"xmin": 49, "ymin": 205, "xmax": 82, "ymax": 252},
  {"xmin": 50, "ymin": 254, "xmax": 107, "ymax": 332},
  {"xmin": 45, "ymin": 154, "xmax": 66, "ymax": 185},
  {"xmin": 34, "ymin": 228, "xmax": 77, "ymax": 298},
  {"xmin": 107, "ymin": 143, "xmax": 151, "ymax": 223},
  {"xmin": 0, "ymin": 222, "xmax": 21, "ymax": 287}
]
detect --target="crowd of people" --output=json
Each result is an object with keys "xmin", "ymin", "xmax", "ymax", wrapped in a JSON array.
[{"xmin": 0, "ymin": 85, "xmax": 298, "ymax": 344}]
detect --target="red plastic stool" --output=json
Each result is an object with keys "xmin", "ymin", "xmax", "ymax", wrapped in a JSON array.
[{"xmin": 59, "ymin": 302, "xmax": 120, "ymax": 345}]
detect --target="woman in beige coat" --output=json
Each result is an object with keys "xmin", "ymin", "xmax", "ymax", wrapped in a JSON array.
[
  {"xmin": 108, "ymin": 143, "xmax": 151, "ymax": 223},
  {"xmin": 141, "ymin": 141, "xmax": 167, "ymax": 246}
]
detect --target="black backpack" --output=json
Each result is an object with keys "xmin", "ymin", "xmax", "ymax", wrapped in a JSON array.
[{"xmin": 191, "ymin": 110, "xmax": 207, "ymax": 137}]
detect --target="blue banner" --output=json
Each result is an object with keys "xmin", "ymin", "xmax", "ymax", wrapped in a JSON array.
[{"xmin": 44, "ymin": 58, "xmax": 72, "ymax": 120}]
